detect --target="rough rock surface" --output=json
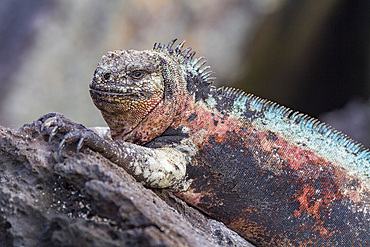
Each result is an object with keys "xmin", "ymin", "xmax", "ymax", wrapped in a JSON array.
[{"xmin": 0, "ymin": 118, "xmax": 254, "ymax": 247}]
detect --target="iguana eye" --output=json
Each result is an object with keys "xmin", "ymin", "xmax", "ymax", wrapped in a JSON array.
[{"xmin": 130, "ymin": 70, "xmax": 146, "ymax": 80}]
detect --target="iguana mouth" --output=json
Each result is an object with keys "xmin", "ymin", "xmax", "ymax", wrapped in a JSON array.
[
  {"xmin": 89, "ymin": 88, "xmax": 149, "ymax": 114},
  {"xmin": 89, "ymin": 81, "xmax": 144, "ymax": 96},
  {"xmin": 89, "ymin": 88, "xmax": 142, "ymax": 97}
]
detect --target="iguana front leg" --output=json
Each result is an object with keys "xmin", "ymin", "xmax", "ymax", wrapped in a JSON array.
[{"xmin": 39, "ymin": 113, "xmax": 190, "ymax": 191}]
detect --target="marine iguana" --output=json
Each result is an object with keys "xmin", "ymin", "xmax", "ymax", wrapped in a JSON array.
[{"xmin": 40, "ymin": 39, "xmax": 370, "ymax": 246}]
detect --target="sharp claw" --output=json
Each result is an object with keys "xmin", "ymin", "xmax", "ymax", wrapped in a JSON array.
[
  {"xmin": 58, "ymin": 138, "xmax": 66, "ymax": 154},
  {"xmin": 41, "ymin": 116, "xmax": 57, "ymax": 132},
  {"xmin": 76, "ymin": 137, "xmax": 85, "ymax": 153},
  {"xmin": 48, "ymin": 126, "xmax": 59, "ymax": 142}
]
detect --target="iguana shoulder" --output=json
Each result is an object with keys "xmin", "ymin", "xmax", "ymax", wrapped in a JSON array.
[{"xmin": 41, "ymin": 40, "xmax": 370, "ymax": 246}]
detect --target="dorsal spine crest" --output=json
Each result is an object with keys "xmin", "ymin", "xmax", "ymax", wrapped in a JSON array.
[
  {"xmin": 154, "ymin": 39, "xmax": 370, "ymax": 167},
  {"xmin": 153, "ymin": 39, "xmax": 215, "ymax": 85}
]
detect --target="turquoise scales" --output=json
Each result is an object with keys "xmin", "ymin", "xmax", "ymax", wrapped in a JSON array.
[
  {"xmin": 156, "ymin": 39, "xmax": 370, "ymax": 163},
  {"xmin": 41, "ymin": 39, "xmax": 370, "ymax": 246},
  {"xmin": 156, "ymin": 40, "xmax": 370, "ymax": 180}
]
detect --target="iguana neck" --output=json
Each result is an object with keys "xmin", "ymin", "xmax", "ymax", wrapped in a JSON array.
[{"xmin": 112, "ymin": 92, "xmax": 191, "ymax": 144}]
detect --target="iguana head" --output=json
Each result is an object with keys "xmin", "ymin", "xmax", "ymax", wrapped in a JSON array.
[
  {"xmin": 90, "ymin": 49, "xmax": 164, "ymax": 139},
  {"xmin": 90, "ymin": 40, "xmax": 209, "ymax": 143}
]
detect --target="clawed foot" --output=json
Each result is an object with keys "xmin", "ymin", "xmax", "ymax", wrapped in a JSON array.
[{"xmin": 39, "ymin": 112, "xmax": 101, "ymax": 154}]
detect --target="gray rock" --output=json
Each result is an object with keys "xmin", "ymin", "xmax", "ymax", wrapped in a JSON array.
[{"xmin": 0, "ymin": 118, "xmax": 254, "ymax": 247}]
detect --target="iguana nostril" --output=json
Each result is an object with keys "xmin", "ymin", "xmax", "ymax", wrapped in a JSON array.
[{"xmin": 103, "ymin": 72, "xmax": 111, "ymax": 80}]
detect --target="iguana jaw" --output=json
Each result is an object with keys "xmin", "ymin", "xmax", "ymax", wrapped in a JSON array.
[{"xmin": 89, "ymin": 87, "xmax": 163, "ymax": 138}]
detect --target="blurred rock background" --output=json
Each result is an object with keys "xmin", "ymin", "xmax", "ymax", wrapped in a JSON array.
[{"xmin": 0, "ymin": 0, "xmax": 369, "ymax": 147}]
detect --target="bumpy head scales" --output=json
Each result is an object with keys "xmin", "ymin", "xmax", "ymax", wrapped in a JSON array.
[{"xmin": 89, "ymin": 39, "xmax": 209, "ymax": 143}]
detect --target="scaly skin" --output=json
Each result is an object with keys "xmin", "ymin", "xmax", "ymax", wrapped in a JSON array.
[{"xmin": 41, "ymin": 40, "xmax": 370, "ymax": 246}]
